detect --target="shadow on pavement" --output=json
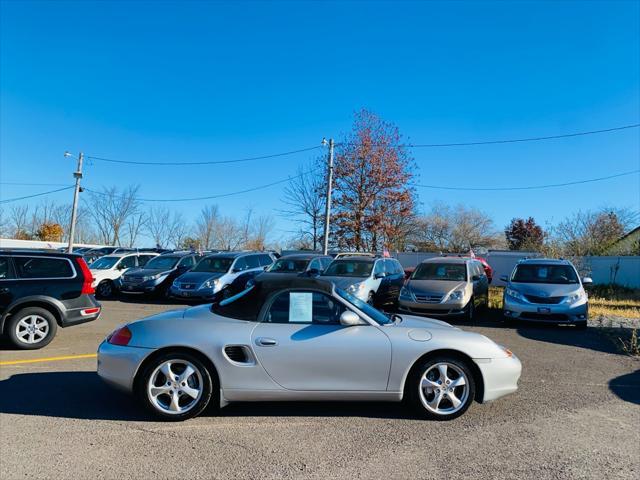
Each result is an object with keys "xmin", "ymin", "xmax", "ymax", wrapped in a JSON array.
[
  {"xmin": 516, "ymin": 323, "xmax": 624, "ymax": 355},
  {"xmin": 0, "ymin": 371, "xmax": 415, "ymax": 421},
  {"xmin": 609, "ymin": 370, "xmax": 640, "ymax": 405},
  {"xmin": 0, "ymin": 371, "xmax": 148, "ymax": 421}
]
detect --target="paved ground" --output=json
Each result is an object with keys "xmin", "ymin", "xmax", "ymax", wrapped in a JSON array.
[{"xmin": 1, "ymin": 298, "xmax": 639, "ymax": 480}]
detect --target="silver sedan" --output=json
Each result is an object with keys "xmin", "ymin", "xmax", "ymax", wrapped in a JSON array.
[{"xmin": 98, "ymin": 277, "xmax": 521, "ymax": 421}]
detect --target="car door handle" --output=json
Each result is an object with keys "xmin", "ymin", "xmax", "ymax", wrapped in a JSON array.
[{"xmin": 255, "ymin": 337, "xmax": 277, "ymax": 347}]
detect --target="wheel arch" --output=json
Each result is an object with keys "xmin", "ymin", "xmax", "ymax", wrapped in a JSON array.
[
  {"xmin": 0, "ymin": 298, "xmax": 63, "ymax": 332},
  {"xmin": 402, "ymin": 349, "xmax": 485, "ymax": 403},
  {"xmin": 133, "ymin": 345, "xmax": 221, "ymax": 403}
]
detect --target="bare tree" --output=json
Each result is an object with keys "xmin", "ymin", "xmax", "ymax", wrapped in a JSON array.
[
  {"xmin": 196, "ymin": 205, "xmax": 219, "ymax": 249},
  {"xmin": 167, "ymin": 212, "xmax": 190, "ymax": 249},
  {"xmin": 213, "ymin": 216, "xmax": 242, "ymax": 251},
  {"xmin": 9, "ymin": 205, "xmax": 30, "ymax": 238},
  {"xmin": 281, "ymin": 161, "xmax": 325, "ymax": 251},
  {"xmin": 245, "ymin": 214, "xmax": 275, "ymax": 251},
  {"xmin": 145, "ymin": 206, "xmax": 172, "ymax": 248},
  {"xmin": 86, "ymin": 186, "xmax": 141, "ymax": 245},
  {"xmin": 122, "ymin": 211, "xmax": 147, "ymax": 247}
]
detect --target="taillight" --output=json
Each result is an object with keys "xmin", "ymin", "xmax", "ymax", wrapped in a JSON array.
[
  {"xmin": 77, "ymin": 257, "xmax": 95, "ymax": 294},
  {"xmin": 80, "ymin": 307, "xmax": 101, "ymax": 316},
  {"xmin": 108, "ymin": 326, "xmax": 132, "ymax": 346}
]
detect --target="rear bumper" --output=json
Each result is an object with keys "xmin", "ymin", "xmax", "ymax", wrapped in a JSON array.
[
  {"xmin": 60, "ymin": 295, "xmax": 101, "ymax": 327},
  {"xmin": 97, "ymin": 340, "xmax": 152, "ymax": 393},
  {"xmin": 476, "ymin": 354, "xmax": 522, "ymax": 402}
]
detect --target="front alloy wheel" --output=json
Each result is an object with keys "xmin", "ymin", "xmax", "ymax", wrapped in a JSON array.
[
  {"xmin": 97, "ymin": 280, "xmax": 113, "ymax": 298},
  {"xmin": 409, "ymin": 356, "xmax": 475, "ymax": 420},
  {"xmin": 138, "ymin": 352, "xmax": 213, "ymax": 421}
]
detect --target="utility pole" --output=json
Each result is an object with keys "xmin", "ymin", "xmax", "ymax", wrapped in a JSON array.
[
  {"xmin": 321, "ymin": 138, "xmax": 334, "ymax": 255},
  {"xmin": 65, "ymin": 151, "xmax": 84, "ymax": 253}
]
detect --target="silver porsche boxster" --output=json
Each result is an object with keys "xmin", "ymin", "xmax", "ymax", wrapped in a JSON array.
[{"xmin": 98, "ymin": 277, "xmax": 521, "ymax": 421}]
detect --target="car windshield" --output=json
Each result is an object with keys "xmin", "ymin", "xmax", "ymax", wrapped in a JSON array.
[
  {"xmin": 322, "ymin": 260, "xmax": 373, "ymax": 278},
  {"xmin": 193, "ymin": 257, "xmax": 233, "ymax": 273},
  {"xmin": 412, "ymin": 263, "xmax": 467, "ymax": 281},
  {"xmin": 145, "ymin": 256, "xmax": 180, "ymax": 270},
  {"xmin": 336, "ymin": 288, "xmax": 392, "ymax": 325},
  {"xmin": 268, "ymin": 258, "xmax": 309, "ymax": 273},
  {"xmin": 511, "ymin": 264, "xmax": 579, "ymax": 284},
  {"xmin": 89, "ymin": 256, "xmax": 118, "ymax": 270}
]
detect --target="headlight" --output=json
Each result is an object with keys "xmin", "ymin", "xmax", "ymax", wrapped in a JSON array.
[
  {"xmin": 172, "ymin": 279, "xmax": 180, "ymax": 287},
  {"xmin": 348, "ymin": 283, "xmax": 365, "ymax": 293},
  {"xmin": 203, "ymin": 278, "xmax": 219, "ymax": 289},
  {"xmin": 505, "ymin": 287, "xmax": 526, "ymax": 302},
  {"xmin": 563, "ymin": 291, "xmax": 584, "ymax": 304},
  {"xmin": 447, "ymin": 290, "xmax": 464, "ymax": 301},
  {"xmin": 399, "ymin": 286, "xmax": 413, "ymax": 300}
]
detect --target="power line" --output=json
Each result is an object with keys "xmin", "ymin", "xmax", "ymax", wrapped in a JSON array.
[
  {"xmin": 83, "ymin": 166, "xmax": 323, "ymax": 202},
  {"xmin": 411, "ymin": 169, "xmax": 640, "ymax": 191},
  {"xmin": 86, "ymin": 146, "xmax": 323, "ymax": 166},
  {"xmin": 339, "ymin": 123, "xmax": 640, "ymax": 148},
  {"xmin": 0, "ymin": 186, "xmax": 74, "ymax": 204}
]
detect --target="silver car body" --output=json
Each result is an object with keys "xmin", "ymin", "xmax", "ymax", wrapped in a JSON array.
[
  {"xmin": 98, "ymin": 279, "xmax": 520, "ymax": 407},
  {"xmin": 502, "ymin": 258, "xmax": 590, "ymax": 324},
  {"xmin": 399, "ymin": 257, "xmax": 489, "ymax": 317}
]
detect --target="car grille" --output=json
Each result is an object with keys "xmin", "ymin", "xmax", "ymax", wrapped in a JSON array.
[
  {"xmin": 525, "ymin": 294, "xmax": 564, "ymax": 304},
  {"xmin": 179, "ymin": 283, "xmax": 196, "ymax": 290},
  {"xmin": 123, "ymin": 276, "xmax": 144, "ymax": 284},
  {"xmin": 413, "ymin": 294, "xmax": 443, "ymax": 303}
]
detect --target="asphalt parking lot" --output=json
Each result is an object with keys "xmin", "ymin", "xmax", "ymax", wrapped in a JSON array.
[{"xmin": 1, "ymin": 299, "xmax": 639, "ymax": 480}]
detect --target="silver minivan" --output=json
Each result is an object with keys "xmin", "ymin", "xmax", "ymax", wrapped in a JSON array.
[
  {"xmin": 501, "ymin": 258, "xmax": 592, "ymax": 328},
  {"xmin": 399, "ymin": 257, "xmax": 489, "ymax": 321}
]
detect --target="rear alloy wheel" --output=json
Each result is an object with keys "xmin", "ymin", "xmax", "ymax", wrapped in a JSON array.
[
  {"xmin": 7, "ymin": 307, "xmax": 58, "ymax": 350},
  {"xmin": 138, "ymin": 352, "xmax": 214, "ymax": 421},
  {"xmin": 97, "ymin": 280, "xmax": 114, "ymax": 298},
  {"xmin": 409, "ymin": 356, "xmax": 475, "ymax": 421}
]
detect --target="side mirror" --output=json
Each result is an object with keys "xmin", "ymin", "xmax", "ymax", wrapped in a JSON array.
[
  {"xmin": 374, "ymin": 272, "xmax": 386, "ymax": 279},
  {"xmin": 582, "ymin": 277, "xmax": 593, "ymax": 285},
  {"xmin": 340, "ymin": 311, "xmax": 366, "ymax": 327},
  {"xmin": 307, "ymin": 268, "xmax": 320, "ymax": 277},
  {"xmin": 500, "ymin": 275, "xmax": 509, "ymax": 282}
]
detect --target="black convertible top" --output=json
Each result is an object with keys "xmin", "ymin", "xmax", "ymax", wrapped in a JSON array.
[{"xmin": 211, "ymin": 277, "xmax": 335, "ymax": 321}]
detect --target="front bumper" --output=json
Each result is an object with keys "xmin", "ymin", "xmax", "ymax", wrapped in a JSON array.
[
  {"xmin": 504, "ymin": 296, "xmax": 588, "ymax": 323},
  {"xmin": 97, "ymin": 340, "xmax": 153, "ymax": 393},
  {"xmin": 119, "ymin": 278, "xmax": 164, "ymax": 294},
  {"xmin": 476, "ymin": 354, "xmax": 522, "ymax": 402},
  {"xmin": 169, "ymin": 286, "xmax": 215, "ymax": 300},
  {"xmin": 398, "ymin": 298, "xmax": 466, "ymax": 317}
]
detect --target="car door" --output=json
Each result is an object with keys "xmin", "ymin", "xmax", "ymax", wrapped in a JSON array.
[
  {"xmin": 385, "ymin": 260, "xmax": 404, "ymax": 303},
  {"xmin": 116, "ymin": 255, "xmax": 137, "ymax": 278},
  {"xmin": 251, "ymin": 289, "xmax": 392, "ymax": 391},
  {"xmin": 0, "ymin": 256, "xmax": 17, "ymax": 316},
  {"xmin": 470, "ymin": 262, "xmax": 484, "ymax": 306}
]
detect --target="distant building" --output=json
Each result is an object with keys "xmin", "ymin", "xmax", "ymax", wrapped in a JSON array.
[{"xmin": 602, "ymin": 227, "xmax": 640, "ymax": 256}]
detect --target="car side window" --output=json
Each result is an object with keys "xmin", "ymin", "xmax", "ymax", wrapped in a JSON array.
[
  {"xmin": 258, "ymin": 254, "xmax": 273, "ymax": 267},
  {"xmin": 308, "ymin": 259, "xmax": 321, "ymax": 271},
  {"xmin": 321, "ymin": 257, "xmax": 332, "ymax": 270},
  {"xmin": 373, "ymin": 260, "xmax": 384, "ymax": 276},
  {"xmin": 245, "ymin": 255, "xmax": 261, "ymax": 269},
  {"xmin": 233, "ymin": 257, "xmax": 248, "ymax": 272},
  {"xmin": 119, "ymin": 256, "xmax": 137, "ymax": 269},
  {"xmin": 0, "ymin": 257, "xmax": 13, "ymax": 280},
  {"xmin": 178, "ymin": 256, "xmax": 193, "ymax": 268},
  {"xmin": 137, "ymin": 255, "xmax": 153, "ymax": 267},
  {"xmin": 265, "ymin": 291, "xmax": 346, "ymax": 325},
  {"xmin": 13, "ymin": 256, "xmax": 74, "ymax": 279}
]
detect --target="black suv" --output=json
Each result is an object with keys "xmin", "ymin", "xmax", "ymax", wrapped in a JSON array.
[
  {"xmin": 118, "ymin": 251, "xmax": 200, "ymax": 297},
  {"xmin": 0, "ymin": 250, "xmax": 101, "ymax": 350}
]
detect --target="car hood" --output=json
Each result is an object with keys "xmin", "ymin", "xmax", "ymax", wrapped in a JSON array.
[
  {"xmin": 175, "ymin": 271, "xmax": 225, "ymax": 284},
  {"xmin": 124, "ymin": 268, "xmax": 172, "ymax": 277},
  {"xmin": 407, "ymin": 280, "xmax": 466, "ymax": 295},
  {"xmin": 319, "ymin": 276, "xmax": 367, "ymax": 290},
  {"xmin": 508, "ymin": 282, "xmax": 581, "ymax": 297}
]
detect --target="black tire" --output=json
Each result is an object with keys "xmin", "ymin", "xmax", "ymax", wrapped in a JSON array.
[
  {"xmin": 575, "ymin": 321, "xmax": 588, "ymax": 330},
  {"xmin": 137, "ymin": 352, "xmax": 214, "ymax": 421},
  {"xmin": 407, "ymin": 355, "xmax": 476, "ymax": 421},
  {"xmin": 96, "ymin": 280, "xmax": 114, "ymax": 298},
  {"xmin": 6, "ymin": 307, "xmax": 58, "ymax": 350}
]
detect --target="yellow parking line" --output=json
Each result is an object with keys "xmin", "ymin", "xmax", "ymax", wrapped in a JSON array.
[{"xmin": 0, "ymin": 353, "xmax": 97, "ymax": 366}]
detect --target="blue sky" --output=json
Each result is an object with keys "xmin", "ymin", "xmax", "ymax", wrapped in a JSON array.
[{"xmin": 1, "ymin": 0, "xmax": 639, "ymax": 245}]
